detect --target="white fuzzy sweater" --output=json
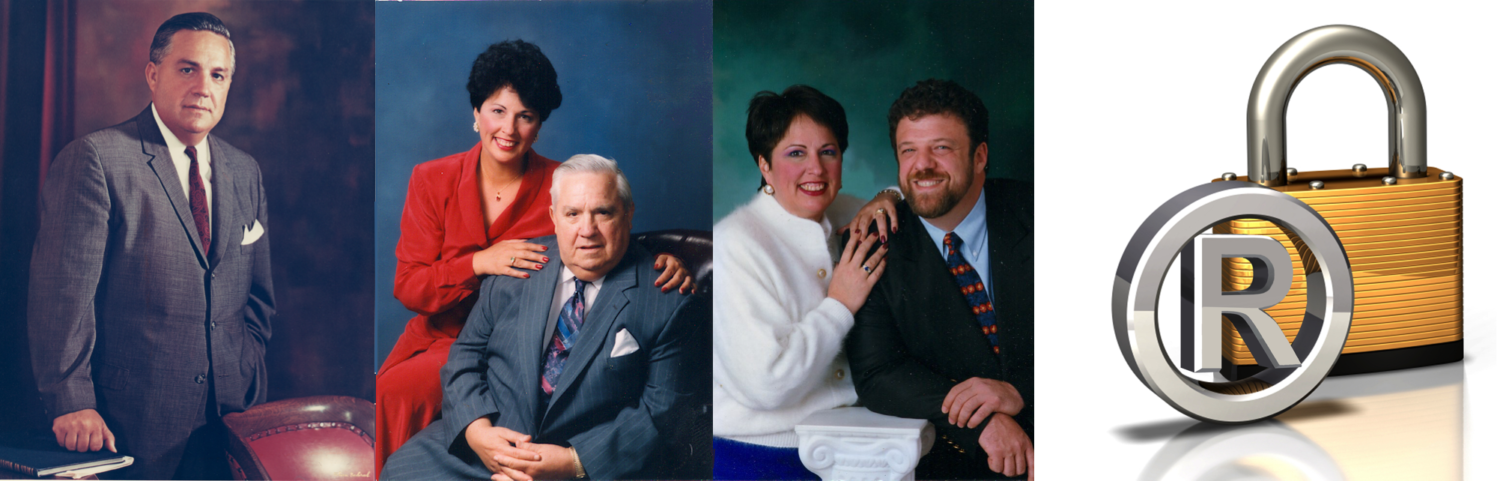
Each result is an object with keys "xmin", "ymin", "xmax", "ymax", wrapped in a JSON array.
[{"xmin": 711, "ymin": 192, "xmax": 866, "ymax": 448}]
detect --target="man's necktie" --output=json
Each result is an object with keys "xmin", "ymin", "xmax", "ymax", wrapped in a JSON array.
[
  {"xmin": 185, "ymin": 146, "xmax": 211, "ymax": 251},
  {"xmin": 944, "ymin": 232, "xmax": 999, "ymax": 354},
  {"xmin": 542, "ymin": 277, "xmax": 588, "ymax": 396}
]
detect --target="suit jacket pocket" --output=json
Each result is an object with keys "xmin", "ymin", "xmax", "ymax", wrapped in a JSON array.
[
  {"xmin": 95, "ymin": 363, "xmax": 129, "ymax": 391},
  {"xmin": 602, "ymin": 350, "xmax": 647, "ymax": 401}
]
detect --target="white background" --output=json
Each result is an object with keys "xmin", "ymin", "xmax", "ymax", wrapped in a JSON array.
[{"xmin": 1035, "ymin": 1, "xmax": 1498, "ymax": 479}]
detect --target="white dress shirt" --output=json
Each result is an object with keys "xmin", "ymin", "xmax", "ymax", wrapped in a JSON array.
[
  {"xmin": 151, "ymin": 103, "xmax": 212, "ymax": 225},
  {"xmin": 549, "ymin": 266, "xmax": 602, "ymax": 324}
]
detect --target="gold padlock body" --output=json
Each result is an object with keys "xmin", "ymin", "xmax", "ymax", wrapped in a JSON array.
[{"xmin": 1213, "ymin": 167, "xmax": 1462, "ymax": 367}]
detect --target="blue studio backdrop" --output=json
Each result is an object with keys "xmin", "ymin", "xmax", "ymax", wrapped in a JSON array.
[{"xmin": 373, "ymin": 0, "xmax": 713, "ymax": 369}]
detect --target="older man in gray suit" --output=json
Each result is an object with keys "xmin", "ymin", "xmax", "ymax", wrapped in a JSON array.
[
  {"xmin": 382, "ymin": 154, "xmax": 707, "ymax": 481},
  {"xmin": 27, "ymin": 12, "xmax": 273, "ymax": 480}
]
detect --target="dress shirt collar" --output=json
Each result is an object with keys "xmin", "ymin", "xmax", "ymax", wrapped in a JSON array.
[
  {"xmin": 151, "ymin": 103, "xmax": 210, "ymax": 161},
  {"xmin": 919, "ymin": 188, "xmax": 988, "ymax": 261},
  {"xmin": 151, "ymin": 103, "xmax": 212, "ymax": 223},
  {"xmin": 554, "ymin": 265, "xmax": 604, "ymax": 319},
  {"xmin": 919, "ymin": 189, "xmax": 991, "ymax": 300}
]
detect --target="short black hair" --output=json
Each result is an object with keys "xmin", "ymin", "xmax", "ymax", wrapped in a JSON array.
[
  {"xmin": 887, "ymin": 79, "xmax": 988, "ymax": 155},
  {"xmin": 745, "ymin": 85, "xmax": 849, "ymax": 189},
  {"xmin": 149, "ymin": 12, "xmax": 234, "ymax": 69},
  {"xmin": 467, "ymin": 40, "xmax": 563, "ymax": 122}
]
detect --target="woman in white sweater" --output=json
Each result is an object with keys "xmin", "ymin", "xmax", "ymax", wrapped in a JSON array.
[{"xmin": 713, "ymin": 85, "xmax": 899, "ymax": 479}]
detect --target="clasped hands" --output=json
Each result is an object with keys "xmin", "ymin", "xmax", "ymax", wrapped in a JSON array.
[
  {"xmin": 943, "ymin": 377, "xmax": 1032, "ymax": 480},
  {"xmin": 465, "ymin": 417, "xmax": 577, "ymax": 481}
]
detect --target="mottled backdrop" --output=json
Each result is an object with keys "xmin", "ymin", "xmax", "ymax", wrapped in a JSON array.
[
  {"xmin": 0, "ymin": 0, "xmax": 374, "ymax": 432},
  {"xmin": 373, "ymin": 0, "xmax": 713, "ymax": 368},
  {"xmin": 712, "ymin": 0, "xmax": 1034, "ymax": 221}
]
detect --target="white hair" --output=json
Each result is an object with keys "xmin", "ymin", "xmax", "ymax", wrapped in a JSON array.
[{"xmin": 551, "ymin": 154, "xmax": 634, "ymax": 207}]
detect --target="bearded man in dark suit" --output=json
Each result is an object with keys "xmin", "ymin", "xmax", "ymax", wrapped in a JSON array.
[
  {"xmin": 28, "ymin": 12, "xmax": 274, "ymax": 479},
  {"xmin": 846, "ymin": 79, "xmax": 1034, "ymax": 480}
]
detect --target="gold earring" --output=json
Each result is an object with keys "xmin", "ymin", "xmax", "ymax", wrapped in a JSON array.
[
  {"xmin": 762, "ymin": 184, "xmax": 775, "ymax": 195},
  {"xmin": 473, "ymin": 122, "xmax": 479, "ymax": 132}
]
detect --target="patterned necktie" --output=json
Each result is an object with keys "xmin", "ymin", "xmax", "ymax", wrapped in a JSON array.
[
  {"xmin": 542, "ymin": 277, "xmax": 588, "ymax": 396},
  {"xmin": 185, "ymin": 146, "xmax": 211, "ymax": 251},
  {"xmin": 944, "ymin": 232, "xmax": 999, "ymax": 354}
]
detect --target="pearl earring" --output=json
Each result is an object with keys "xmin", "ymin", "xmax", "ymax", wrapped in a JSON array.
[
  {"xmin": 761, "ymin": 184, "xmax": 775, "ymax": 195},
  {"xmin": 473, "ymin": 122, "xmax": 479, "ymax": 132}
]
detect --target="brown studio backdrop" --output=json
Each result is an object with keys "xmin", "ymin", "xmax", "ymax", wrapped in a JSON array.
[{"xmin": 0, "ymin": 0, "xmax": 374, "ymax": 432}]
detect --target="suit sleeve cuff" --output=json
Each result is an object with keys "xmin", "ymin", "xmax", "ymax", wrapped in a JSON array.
[
  {"xmin": 46, "ymin": 386, "xmax": 98, "ymax": 420},
  {"xmin": 444, "ymin": 407, "xmax": 499, "ymax": 454}
]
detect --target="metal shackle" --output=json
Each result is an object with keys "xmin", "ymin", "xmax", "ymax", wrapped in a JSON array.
[{"xmin": 1247, "ymin": 25, "xmax": 1427, "ymax": 186}]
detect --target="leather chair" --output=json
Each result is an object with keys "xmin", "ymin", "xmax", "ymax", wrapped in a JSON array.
[
  {"xmin": 631, "ymin": 229, "xmax": 712, "ymax": 478},
  {"xmin": 222, "ymin": 396, "xmax": 375, "ymax": 480}
]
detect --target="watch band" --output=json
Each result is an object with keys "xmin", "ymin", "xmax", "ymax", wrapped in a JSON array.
[{"xmin": 569, "ymin": 446, "xmax": 586, "ymax": 478}]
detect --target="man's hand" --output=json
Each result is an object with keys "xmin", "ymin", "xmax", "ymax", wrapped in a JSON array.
[
  {"xmin": 465, "ymin": 417, "xmax": 539, "ymax": 477},
  {"xmin": 942, "ymin": 377, "xmax": 1024, "ymax": 428},
  {"xmin": 488, "ymin": 441, "xmax": 577, "ymax": 481},
  {"xmin": 979, "ymin": 413, "xmax": 1032, "ymax": 479},
  {"xmin": 52, "ymin": 409, "xmax": 116, "ymax": 453}
]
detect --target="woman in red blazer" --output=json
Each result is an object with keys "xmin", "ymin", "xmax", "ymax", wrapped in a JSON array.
[{"xmin": 374, "ymin": 40, "xmax": 693, "ymax": 476}]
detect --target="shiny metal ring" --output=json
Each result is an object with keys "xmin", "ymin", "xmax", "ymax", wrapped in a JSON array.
[
  {"xmin": 509, "ymin": 256, "xmax": 516, "ymax": 266},
  {"xmin": 876, "ymin": 208, "xmax": 887, "ymax": 215},
  {"xmin": 862, "ymin": 265, "xmax": 871, "ymax": 274},
  {"xmin": 1113, "ymin": 181, "xmax": 1353, "ymax": 423}
]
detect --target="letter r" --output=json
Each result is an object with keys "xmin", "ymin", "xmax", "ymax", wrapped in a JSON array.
[{"xmin": 1181, "ymin": 234, "xmax": 1300, "ymax": 374}]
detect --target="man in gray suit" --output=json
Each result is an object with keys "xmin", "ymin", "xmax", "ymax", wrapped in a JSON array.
[
  {"xmin": 382, "ymin": 154, "xmax": 707, "ymax": 481},
  {"xmin": 27, "ymin": 12, "xmax": 273, "ymax": 480}
]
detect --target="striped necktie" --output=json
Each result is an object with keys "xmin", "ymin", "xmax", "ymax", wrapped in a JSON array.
[
  {"xmin": 542, "ymin": 277, "xmax": 588, "ymax": 395},
  {"xmin": 185, "ymin": 146, "xmax": 211, "ymax": 251},
  {"xmin": 944, "ymin": 232, "xmax": 999, "ymax": 354}
]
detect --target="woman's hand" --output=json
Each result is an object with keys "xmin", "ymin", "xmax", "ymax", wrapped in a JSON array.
[
  {"xmin": 840, "ymin": 190, "xmax": 901, "ymax": 242},
  {"xmin": 473, "ymin": 239, "xmax": 550, "ymax": 278},
  {"xmin": 828, "ymin": 232, "xmax": 889, "ymax": 313},
  {"xmin": 654, "ymin": 253, "xmax": 697, "ymax": 294}
]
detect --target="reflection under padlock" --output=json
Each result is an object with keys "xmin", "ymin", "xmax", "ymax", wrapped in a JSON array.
[
  {"xmin": 1141, "ymin": 363, "xmax": 1462, "ymax": 481},
  {"xmin": 1211, "ymin": 25, "xmax": 1463, "ymax": 380}
]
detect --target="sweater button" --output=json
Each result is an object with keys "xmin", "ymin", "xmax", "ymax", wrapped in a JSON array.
[
  {"xmin": 195, "ymin": 374, "xmax": 206, "ymax": 384},
  {"xmin": 817, "ymin": 268, "xmax": 827, "ymax": 279},
  {"xmin": 834, "ymin": 369, "xmax": 845, "ymax": 380}
]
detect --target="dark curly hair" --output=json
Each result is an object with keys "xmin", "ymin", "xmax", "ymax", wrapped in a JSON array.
[
  {"xmin": 745, "ymin": 85, "xmax": 849, "ymax": 189},
  {"xmin": 467, "ymin": 40, "xmax": 563, "ymax": 122},
  {"xmin": 886, "ymin": 79, "xmax": 988, "ymax": 157}
]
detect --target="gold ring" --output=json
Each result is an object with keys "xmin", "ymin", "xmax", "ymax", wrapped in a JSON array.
[
  {"xmin": 509, "ymin": 256, "xmax": 516, "ymax": 266},
  {"xmin": 876, "ymin": 208, "xmax": 887, "ymax": 215}
]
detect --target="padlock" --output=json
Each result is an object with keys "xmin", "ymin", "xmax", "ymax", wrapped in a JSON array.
[{"xmin": 1212, "ymin": 25, "xmax": 1463, "ymax": 380}]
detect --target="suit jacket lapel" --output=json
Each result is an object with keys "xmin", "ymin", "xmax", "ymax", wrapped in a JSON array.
[
  {"xmin": 456, "ymin": 144, "xmax": 493, "ymax": 247},
  {"xmin": 137, "ymin": 108, "xmax": 208, "ymax": 269},
  {"xmin": 894, "ymin": 203, "xmax": 1003, "ymax": 375},
  {"xmin": 984, "ymin": 179, "xmax": 1032, "ymax": 379},
  {"xmin": 516, "ymin": 246, "xmax": 562, "ymax": 428},
  {"xmin": 543, "ymin": 249, "xmax": 639, "ymax": 417},
  {"xmin": 207, "ymin": 136, "xmax": 235, "ymax": 269}
]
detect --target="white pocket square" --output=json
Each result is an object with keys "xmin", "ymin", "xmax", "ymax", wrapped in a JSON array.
[
  {"xmin": 611, "ymin": 328, "xmax": 640, "ymax": 358},
  {"xmin": 241, "ymin": 220, "xmax": 265, "ymax": 245}
]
